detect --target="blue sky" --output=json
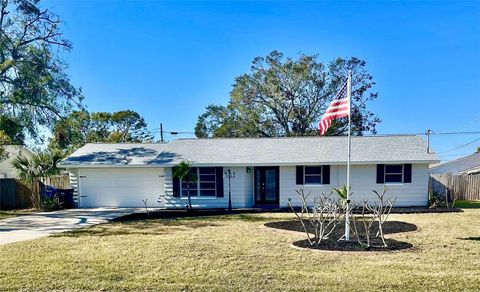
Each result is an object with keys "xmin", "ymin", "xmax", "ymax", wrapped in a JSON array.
[{"xmin": 43, "ymin": 0, "xmax": 479, "ymax": 161}]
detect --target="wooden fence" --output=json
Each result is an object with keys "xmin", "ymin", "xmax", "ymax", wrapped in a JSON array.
[
  {"xmin": 0, "ymin": 174, "xmax": 71, "ymax": 210},
  {"xmin": 430, "ymin": 174, "xmax": 480, "ymax": 201},
  {"xmin": 0, "ymin": 179, "xmax": 33, "ymax": 210},
  {"xmin": 42, "ymin": 174, "xmax": 71, "ymax": 189}
]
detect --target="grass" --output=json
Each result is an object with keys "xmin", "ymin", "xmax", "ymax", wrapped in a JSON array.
[
  {"xmin": 1, "ymin": 211, "xmax": 479, "ymax": 291},
  {"xmin": 0, "ymin": 209, "xmax": 36, "ymax": 220},
  {"xmin": 454, "ymin": 200, "xmax": 480, "ymax": 209}
]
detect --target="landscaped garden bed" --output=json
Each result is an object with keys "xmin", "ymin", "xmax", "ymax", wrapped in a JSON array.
[{"xmin": 265, "ymin": 220, "xmax": 416, "ymax": 252}]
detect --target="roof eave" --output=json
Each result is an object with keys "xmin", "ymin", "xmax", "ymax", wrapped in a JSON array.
[{"xmin": 60, "ymin": 159, "xmax": 440, "ymax": 168}]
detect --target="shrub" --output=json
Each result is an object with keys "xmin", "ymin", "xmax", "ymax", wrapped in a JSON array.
[
  {"xmin": 288, "ymin": 190, "xmax": 345, "ymax": 246},
  {"xmin": 40, "ymin": 195, "xmax": 62, "ymax": 211}
]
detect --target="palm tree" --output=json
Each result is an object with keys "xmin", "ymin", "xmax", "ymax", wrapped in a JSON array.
[
  {"xmin": 36, "ymin": 148, "xmax": 64, "ymax": 182},
  {"xmin": 173, "ymin": 160, "xmax": 197, "ymax": 209},
  {"xmin": 11, "ymin": 149, "xmax": 66, "ymax": 209},
  {"xmin": 333, "ymin": 184, "xmax": 351, "ymax": 208},
  {"xmin": 12, "ymin": 154, "xmax": 42, "ymax": 209}
]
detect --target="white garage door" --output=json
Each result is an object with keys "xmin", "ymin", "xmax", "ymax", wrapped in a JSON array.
[{"xmin": 78, "ymin": 168, "xmax": 165, "ymax": 208}]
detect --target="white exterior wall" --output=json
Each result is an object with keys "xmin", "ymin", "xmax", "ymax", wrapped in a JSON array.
[
  {"xmin": 280, "ymin": 164, "xmax": 430, "ymax": 208},
  {"xmin": 244, "ymin": 168, "xmax": 254, "ymax": 207},
  {"xmin": 69, "ymin": 164, "xmax": 429, "ymax": 209},
  {"xmin": 163, "ymin": 167, "xmax": 252, "ymax": 209},
  {"xmin": 69, "ymin": 169, "xmax": 79, "ymax": 206}
]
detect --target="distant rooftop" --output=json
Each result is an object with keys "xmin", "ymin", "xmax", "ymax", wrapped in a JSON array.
[{"xmin": 430, "ymin": 152, "xmax": 480, "ymax": 174}]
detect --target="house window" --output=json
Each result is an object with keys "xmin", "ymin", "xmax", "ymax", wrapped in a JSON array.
[
  {"xmin": 304, "ymin": 166, "xmax": 323, "ymax": 184},
  {"xmin": 384, "ymin": 164, "xmax": 404, "ymax": 183},
  {"xmin": 180, "ymin": 167, "xmax": 216, "ymax": 197},
  {"xmin": 198, "ymin": 167, "xmax": 217, "ymax": 196}
]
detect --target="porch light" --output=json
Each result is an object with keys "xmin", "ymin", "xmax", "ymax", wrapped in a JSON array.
[{"xmin": 224, "ymin": 169, "xmax": 235, "ymax": 178}]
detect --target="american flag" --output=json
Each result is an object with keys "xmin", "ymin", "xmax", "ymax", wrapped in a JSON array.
[{"xmin": 318, "ymin": 80, "xmax": 350, "ymax": 135}]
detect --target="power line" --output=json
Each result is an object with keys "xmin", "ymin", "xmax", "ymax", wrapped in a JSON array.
[
  {"xmin": 429, "ymin": 131, "xmax": 480, "ymax": 136},
  {"xmin": 437, "ymin": 136, "xmax": 480, "ymax": 154},
  {"xmin": 364, "ymin": 131, "xmax": 480, "ymax": 137},
  {"xmin": 440, "ymin": 153, "xmax": 474, "ymax": 157}
]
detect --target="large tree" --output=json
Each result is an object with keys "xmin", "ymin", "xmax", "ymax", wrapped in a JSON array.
[
  {"xmin": 0, "ymin": 0, "xmax": 83, "ymax": 141},
  {"xmin": 0, "ymin": 116, "xmax": 24, "ymax": 144},
  {"xmin": 195, "ymin": 51, "xmax": 380, "ymax": 138},
  {"xmin": 0, "ymin": 130, "xmax": 11, "ymax": 161},
  {"xmin": 51, "ymin": 110, "xmax": 154, "ymax": 150}
]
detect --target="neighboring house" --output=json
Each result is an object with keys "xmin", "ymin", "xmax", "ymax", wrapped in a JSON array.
[
  {"xmin": 430, "ymin": 152, "xmax": 480, "ymax": 175},
  {"xmin": 461, "ymin": 166, "xmax": 480, "ymax": 175},
  {"xmin": 0, "ymin": 145, "xmax": 33, "ymax": 179},
  {"xmin": 59, "ymin": 135, "xmax": 439, "ymax": 209}
]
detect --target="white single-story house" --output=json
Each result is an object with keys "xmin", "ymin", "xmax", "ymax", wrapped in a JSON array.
[{"xmin": 59, "ymin": 135, "xmax": 439, "ymax": 209}]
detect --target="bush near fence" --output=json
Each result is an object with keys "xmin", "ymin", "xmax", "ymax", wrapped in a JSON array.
[{"xmin": 430, "ymin": 173, "xmax": 480, "ymax": 201}]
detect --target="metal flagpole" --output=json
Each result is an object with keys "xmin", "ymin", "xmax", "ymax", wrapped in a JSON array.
[{"xmin": 345, "ymin": 71, "xmax": 352, "ymax": 241}]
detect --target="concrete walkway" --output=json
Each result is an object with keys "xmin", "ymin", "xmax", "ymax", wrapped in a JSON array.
[{"xmin": 0, "ymin": 208, "xmax": 140, "ymax": 245}]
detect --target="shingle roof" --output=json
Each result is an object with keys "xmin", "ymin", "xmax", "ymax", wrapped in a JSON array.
[
  {"xmin": 60, "ymin": 143, "xmax": 169, "ymax": 166},
  {"xmin": 60, "ymin": 135, "xmax": 439, "ymax": 167},
  {"xmin": 430, "ymin": 152, "xmax": 480, "ymax": 174}
]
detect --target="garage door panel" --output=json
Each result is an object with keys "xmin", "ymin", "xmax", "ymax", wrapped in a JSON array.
[{"xmin": 79, "ymin": 168, "xmax": 164, "ymax": 208}]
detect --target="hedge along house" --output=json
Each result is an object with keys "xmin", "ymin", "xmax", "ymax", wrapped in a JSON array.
[{"xmin": 59, "ymin": 135, "xmax": 439, "ymax": 209}]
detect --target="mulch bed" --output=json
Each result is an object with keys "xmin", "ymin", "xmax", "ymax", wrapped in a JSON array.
[
  {"xmin": 113, "ymin": 208, "xmax": 271, "ymax": 222},
  {"xmin": 387, "ymin": 207, "xmax": 462, "ymax": 214},
  {"xmin": 288, "ymin": 206, "xmax": 463, "ymax": 214},
  {"xmin": 265, "ymin": 220, "xmax": 416, "ymax": 252}
]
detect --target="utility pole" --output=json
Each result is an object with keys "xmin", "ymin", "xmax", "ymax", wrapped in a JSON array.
[
  {"xmin": 426, "ymin": 129, "xmax": 431, "ymax": 153},
  {"xmin": 160, "ymin": 123, "xmax": 164, "ymax": 143}
]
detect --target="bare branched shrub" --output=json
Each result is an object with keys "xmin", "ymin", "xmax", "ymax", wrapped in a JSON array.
[
  {"xmin": 288, "ymin": 189, "xmax": 345, "ymax": 246},
  {"xmin": 142, "ymin": 198, "xmax": 150, "ymax": 217},
  {"xmin": 352, "ymin": 187, "xmax": 396, "ymax": 248}
]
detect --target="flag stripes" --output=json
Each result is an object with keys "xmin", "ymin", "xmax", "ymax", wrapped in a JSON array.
[{"xmin": 318, "ymin": 81, "xmax": 350, "ymax": 135}]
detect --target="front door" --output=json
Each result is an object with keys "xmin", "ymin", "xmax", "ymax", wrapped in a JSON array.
[{"xmin": 254, "ymin": 167, "xmax": 279, "ymax": 206}]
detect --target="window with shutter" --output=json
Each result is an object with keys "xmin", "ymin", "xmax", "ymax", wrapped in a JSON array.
[
  {"xmin": 384, "ymin": 164, "xmax": 403, "ymax": 183},
  {"xmin": 300, "ymin": 166, "xmax": 330, "ymax": 185},
  {"xmin": 381, "ymin": 164, "xmax": 412, "ymax": 183},
  {"xmin": 296, "ymin": 166, "xmax": 304, "ymax": 185},
  {"xmin": 172, "ymin": 167, "xmax": 180, "ymax": 197},
  {"xmin": 376, "ymin": 164, "xmax": 385, "ymax": 184},
  {"xmin": 304, "ymin": 166, "xmax": 322, "ymax": 184}
]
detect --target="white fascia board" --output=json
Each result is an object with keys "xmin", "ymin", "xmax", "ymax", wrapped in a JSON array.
[{"xmin": 62, "ymin": 159, "xmax": 440, "ymax": 169}]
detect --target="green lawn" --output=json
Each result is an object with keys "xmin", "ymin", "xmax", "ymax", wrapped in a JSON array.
[
  {"xmin": 0, "ymin": 209, "xmax": 36, "ymax": 220},
  {"xmin": 454, "ymin": 200, "xmax": 480, "ymax": 209},
  {"xmin": 0, "ymin": 210, "xmax": 479, "ymax": 291}
]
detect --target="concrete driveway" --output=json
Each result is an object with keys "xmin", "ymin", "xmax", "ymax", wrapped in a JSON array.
[{"xmin": 0, "ymin": 208, "xmax": 140, "ymax": 245}]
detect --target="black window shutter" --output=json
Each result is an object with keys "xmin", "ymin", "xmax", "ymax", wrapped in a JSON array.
[
  {"xmin": 376, "ymin": 164, "xmax": 385, "ymax": 184},
  {"xmin": 172, "ymin": 167, "xmax": 180, "ymax": 197},
  {"xmin": 296, "ymin": 166, "xmax": 304, "ymax": 185},
  {"xmin": 404, "ymin": 164, "xmax": 412, "ymax": 183},
  {"xmin": 322, "ymin": 165, "xmax": 330, "ymax": 184},
  {"xmin": 215, "ymin": 167, "xmax": 224, "ymax": 197}
]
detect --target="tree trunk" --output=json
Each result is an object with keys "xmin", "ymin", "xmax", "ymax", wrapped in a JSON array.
[{"xmin": 187, "ymin": 182, "xmax": 192, "ymax": 209}]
